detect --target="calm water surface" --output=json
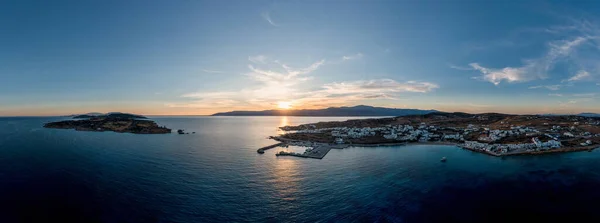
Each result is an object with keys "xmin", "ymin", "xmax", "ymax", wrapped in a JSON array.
[{"xmin": 1, "ymin": 116, "xmax": 600, "ymax": 222}]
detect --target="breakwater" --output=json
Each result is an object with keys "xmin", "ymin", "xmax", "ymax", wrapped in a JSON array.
[{"xmin": 257, "ymin": 142, "xmax": 286, "ymax": 154}]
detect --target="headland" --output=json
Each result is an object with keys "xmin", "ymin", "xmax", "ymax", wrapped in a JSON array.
[{"xmin": 261, "ymin": 112, "xmax": 600, "ymax": 159}]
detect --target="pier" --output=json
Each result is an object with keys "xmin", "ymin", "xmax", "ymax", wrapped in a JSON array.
[
  {"xmin": 257, "ymin": 142, "xmax": 286, "ymax": 154},
  {"xmin": 275, "ymin": 145, "xmax": 333, "ymax": 159}
]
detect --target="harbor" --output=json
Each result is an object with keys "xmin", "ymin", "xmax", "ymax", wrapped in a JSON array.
[
  {"xmin": 257, "ymin": 139, "xmax": 349, "ymax": 159},
  {"xmin": 275, "ymin": 145, "xmax": 333, "ymax": 159}
]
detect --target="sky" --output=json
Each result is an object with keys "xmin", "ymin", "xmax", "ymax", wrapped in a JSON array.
[{"xmin": 1, "ymin": 0, "xmax": 600, "ymax": 116}]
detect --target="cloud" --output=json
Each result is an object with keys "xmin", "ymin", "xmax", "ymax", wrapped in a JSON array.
[
  {"xmin": 547, "ymin": 37, "xmax": 587, "ymax": 60},
  {"xmin": 322, "ymin": 79, "xmax": 438, "ymax": 94},
  {"xmin": 529, "ymin": 85, "xmax": 561, "ymax": 90},
  {"xmin": 469, "ymin": 63, "xmax": 537, "ymax": 85},
  {"xmin": 289, "ymin": 79, "xmax": 437, "ymax": 108},
  {"xmin": 201, "ymin": 69, "xmax": 224, "ymax": 74},
  {"xmin": 261, "ymin": 12, "xmax": 278, "ymax": 27},
  {"xmin": 173, "ymin": 56, "xmax": 438, "ymax": 111},
  {"xmin": 567, "ymin": 70, "xmax": 592, "ymax": 81},
  {"xmin": 466, "ymin": 20, "xmax": 600, "ymax": 85},
  {"xmin": 248, "ymin": 55, "xmax": 268, "ymax": 64},
  {"xmin": 342, "ymin": 53, "xmax": 363, "ymax": 61},
  {"xmin": 558, "ymin": 97, "xmax": 595, "ymax": 107},
  {"xmin": 281, "ymin": 60, "xmax": 325, "ymax": 77},
  {"xmin": 548, "ymin": 93, "xmax": 563, "ymax": 97},
  {"xmin": 449, "ymin": 64, "xmax": 474, "ymax": 71},
  {"xmin": 468, "ymin": 36, "xmax": 589, "ymax": 85},
  {"xmin": 246, "ymin": 59, "xmax": 324, "ymax": 86},
  {"xmin": 326, "ymin": 53, "xmax": 364, "ymax": 65},
  {"xmin": 559, "ymin": 100, "xmax": 579, "ymax": 107},
  {"xmin": 572, "ymin": 93, "xmax": 596, "ymax": 97}
]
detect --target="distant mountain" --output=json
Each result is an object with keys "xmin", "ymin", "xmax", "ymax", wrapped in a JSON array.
[
  {"xmin": 579, "ymin": 113, "xmax": 600, "ymax": 117},
  {"xmin": 73, "ymin": 112, "xmax": 146, "ymax": 119},
  {"xmin": 539, "ymin": 113, "xmax": 600, "ymax": 117},
  {"xmin": 539, "ymin": 113, "xmax": 569, "ymax": 117},
  {"xmin": 212, "ymin": 105, "xmax": 438, "ymax": 117}
]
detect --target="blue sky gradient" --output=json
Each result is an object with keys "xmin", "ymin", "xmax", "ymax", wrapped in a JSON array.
[{"xmin": 1, "ymin": 0, "xmax": 599, "ymax": 115}]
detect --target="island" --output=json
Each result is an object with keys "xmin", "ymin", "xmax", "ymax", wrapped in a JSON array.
[
  {"xmin": 44, "ymin": 113, "xmax": 171, "ymax": 134},
  {"xmin": 260, "ymin": 112, "xmax": 600, "ymax": 158}
]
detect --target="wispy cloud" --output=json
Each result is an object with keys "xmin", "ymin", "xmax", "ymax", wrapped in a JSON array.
[
  {"xmin": 201, "ymin": 69, "xmax": 224, "ymax": 74},
  {"xmin": 559, "ymin": 100, "xmax": 579, "ymax": 107},
  {"xmin": 567, "ymin": 70, "xmax": 592, "ymax": 82},
  {"xmin": 290, "ymin": 79, "xmax": 437, "ymax": 108},
  {"xmin": 246, "ymin": 59, "xmax": 324, "ymax": 86},
  {"xmin": 327, "ymin": 53, "xmax": 364, "ymax": 64},
  {"xmin": 449, "ymin": 64, "xmax": 474, "ymax": 71},
  {"xmin": 572, "ymin": 93, "xmax": 596, "ymax": 97},
  {"xmin": 342, "ymin": 53, "xmax": 363, "ymax": 61},
  {"xmin": 558, "ymin": 97, "xmax": 595, "ymax": 107},
  {"xmin": 261, "ymin": 12, "xmax": 278, "ymax": 27},
  {"xmin": 548, "ymin": 93, "xmax": 563, "ymax": 97},
  {"xmin": 465, "ymin": 18, "xmax": 600, "ymax": 85},
  {"xmin": 469, "ymin": 62, "xmax": 537, "ymax": 85},
  {"xmin": 281, "ymin": 60, "xmax": 325, "ymax": 77},
  {"xmin": 248, "ymin": 55, "xmax": 269, "ymax": 64},
  {"xmin": 322, "ymin": 79, "xmax": 438, "ymax": 94},
  {"xmin": 171, "ymin": 55, "xmax": 438, "ymax": 111},
  {"xmin": 529, "ymin": 85, "xmax": 561, "ymax": 91}
]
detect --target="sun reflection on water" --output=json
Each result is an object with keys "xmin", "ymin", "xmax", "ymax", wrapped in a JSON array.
[
  {"xmin": 270, "ymin": 157, "xmax": 301, "ymax": 202},
  {"xmin": 279, "ymin": 116, "xmax": 289, "ymax": 127},
  {"xmin": 277, "ymin": 116, "xmax": 289, "ymax": 135},
  {"xmin": 268, "ymin": 116, "xmax": 304, "ymax": 202}
]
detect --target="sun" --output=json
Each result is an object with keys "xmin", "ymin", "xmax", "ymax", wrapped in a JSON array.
[{"xmin": 277, "ymin": 101, "xmax": 292, "ymax": 110}]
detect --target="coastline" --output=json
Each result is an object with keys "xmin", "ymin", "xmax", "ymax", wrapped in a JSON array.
[{"xmin": 270, "ymin": 137, "xmax": 598, "ymax": 158}]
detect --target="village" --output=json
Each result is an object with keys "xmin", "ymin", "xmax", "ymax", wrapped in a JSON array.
[{"xmin": 270, "ymin": 113, "xmax": 600, "ymax": 157}]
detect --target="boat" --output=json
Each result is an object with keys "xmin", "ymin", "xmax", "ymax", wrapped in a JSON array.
[{"xmin": 440, "ymin": 157, "xmax": 447, "ymax": 162}]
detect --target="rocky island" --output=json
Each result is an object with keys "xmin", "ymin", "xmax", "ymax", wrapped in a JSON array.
[
  {"xmin": 265, "ymin": 112, "xmax": 600, "ymax": 158},
  {"xmin": 44, "ymin": 113, "xmax": 171, "ymax": 134}
]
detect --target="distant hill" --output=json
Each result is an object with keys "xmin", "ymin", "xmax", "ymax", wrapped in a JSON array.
[
  {"xmin": 579, "ymin": 113, "xmax": 600, "ymax": 117},
  {"xmin": 73, "ymin": 112, "xmax": 146, "ymax": 119},
  {"xmin": 539, "ymin": 113, "xmax": 600, "ymax": 117},
  {"xmin": 211, "ymin": 105, "xmax": 437, "ymax": 117}
]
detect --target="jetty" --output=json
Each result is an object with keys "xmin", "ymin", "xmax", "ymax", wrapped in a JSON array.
[
  {"xmin": 276, "ymin": 145, "xmax": 333, "ymax": 159},
  {"xmin": 257, "ymin": 142, "xmax": 286, "ymax": 154}
]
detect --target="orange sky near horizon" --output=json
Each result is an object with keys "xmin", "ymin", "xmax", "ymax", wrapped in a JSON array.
[{"xmin": 2, "ymin": 101, "xmax": 598, "ymax": 117}]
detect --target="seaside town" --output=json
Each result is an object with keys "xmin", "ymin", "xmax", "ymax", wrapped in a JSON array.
[{"xmin": 262, "ymin": 112, "xmax": 600, "ymax": 158}]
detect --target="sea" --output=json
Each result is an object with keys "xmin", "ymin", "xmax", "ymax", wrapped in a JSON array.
[{"xmin": 1, "ymin": 116, "xmax": 600, "ymax": 223}]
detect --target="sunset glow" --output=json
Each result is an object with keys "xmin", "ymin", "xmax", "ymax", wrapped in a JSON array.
[{"xmin": 277, "ymin": 102, "xmax": 292, "ymax": 110}]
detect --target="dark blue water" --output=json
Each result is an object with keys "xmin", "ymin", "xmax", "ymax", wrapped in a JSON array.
[{"xmin": 1, "ymin": 116, "xmax": 600, "ymax": 222}]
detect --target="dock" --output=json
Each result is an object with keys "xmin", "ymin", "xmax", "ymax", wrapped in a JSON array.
[
  {"xmin": 257, "ymin": 142, "xmax": 286, "ymax": 154},
  {"xmin": 275, "ymin": 145, "xmax": 333, "ymax": 159}
]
